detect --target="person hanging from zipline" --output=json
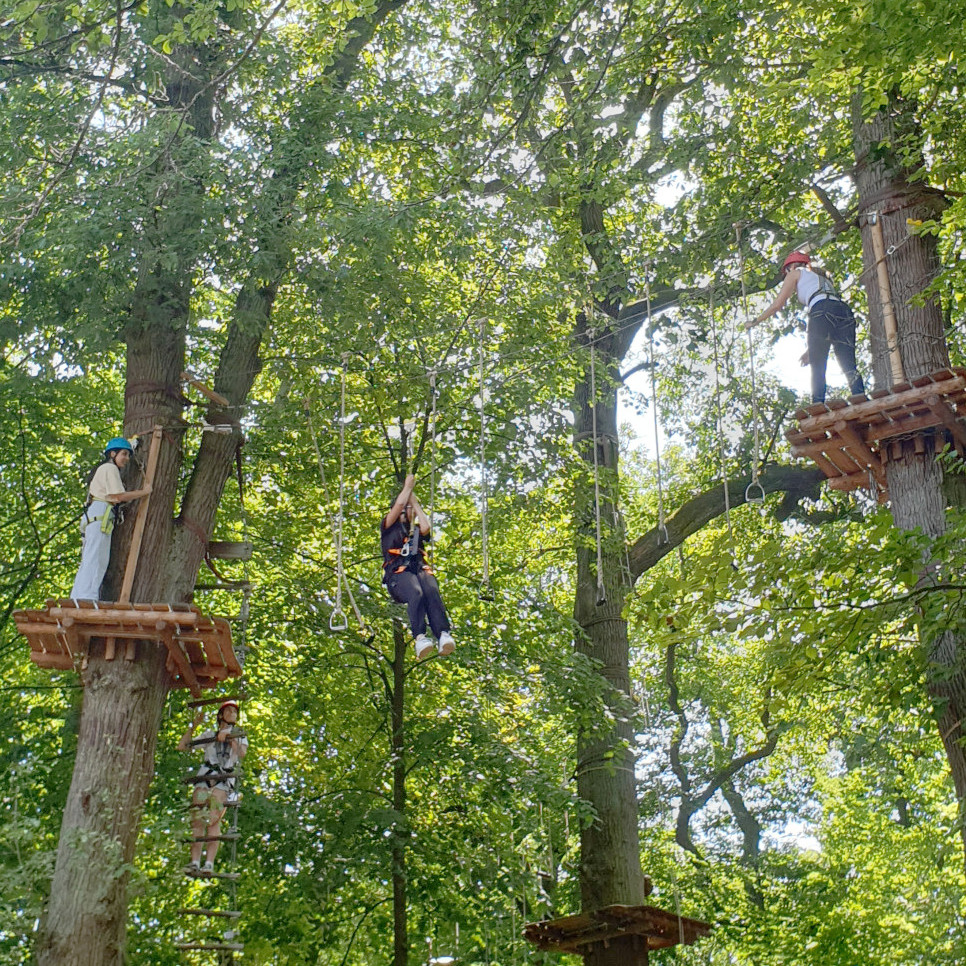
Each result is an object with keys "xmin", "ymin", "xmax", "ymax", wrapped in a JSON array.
[
  {"xmin": 381, "ymin": 473, "xmax": 455, "ymax": 660},
  {"xmin": 746, "ymin": 251, "xmax": 866, "ymax": 404},
  {"xmin": 70, "ymin": 436, "xmax": 152, "ymax": 601},
  {"xmin": 178, "ymin": 701, "xmax": 247, "ymax": 876}
]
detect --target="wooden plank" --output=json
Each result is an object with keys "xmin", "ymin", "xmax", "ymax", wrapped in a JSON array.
[
  {"xmin": 118, "ymin": 425, "xmax": 163, "ymax": 606},
  {"xmin": 178, "ymin": 908, "xmax": 242, "ymax": 919},
  {"xmin": 926, "ymin": 395, "xmax": 966, "ymax": 449},
  {"xmin": 207, "ymin": 541, "xmax": 253, "ymax": 561},
  {"xmin": 30, "ymin": 653, "xmax": 76, "ymax": 669},
  {"xmin": 182, "ymin": 369, "xmax": 231, "ymax": 408},
  {"xmin": 821, "ymin": 447, "xmax": 864, "ymax": 477},
  {"xmin": 46, "ymin": 607, "xmax": 203, "ymax": 626},
  {"xmin": 795, "ymin": 373, "xmax": 966, "ymax": 435},
  {"xmin": 826, "ymin": 473, "xmax": 873, "ymax": 492},
  {"xmin": 835, "ymin": 421, "xmax": 884, "ymax": 480},
  {"xmin": 173, "ymin": 943, "xmax": 244, "ymax": 951},
  {"xmin": 161, "ymin": 627, "xmax": 202, "ymax": 697}
]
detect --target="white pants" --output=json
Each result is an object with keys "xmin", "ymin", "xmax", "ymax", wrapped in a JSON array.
[{"xmin": 70, "ymin": 501, "xmax": 113, "ymax": 600}]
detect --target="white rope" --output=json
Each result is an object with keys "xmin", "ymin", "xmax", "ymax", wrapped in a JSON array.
[
  {"xmin": 707, "ymin": 284, "xmax": 734, "ymax": 544},
  {"xmin": 478, "ymin": 317, "xmax": 494, "ymax": 600},
  {"xmin": 645, "ymin": 269, "xmax": 669, "ymax": 544},
  {"xmin": 305, "ymin": 394, "xmax": 369, "ymax": 637},
  {"xmin": 736, "ymin": 224, "xmax": 765, "ymax": 506},
  {"xmin": 330, "ymin": 358, "xmax": 348, "ymax": 631},
  {"xmin": 589, "ymin": 327, "xmax": 607, "ymax": 607},
  {"xmin": 428, "ymin": 368, "xmax": 438, "ymax": 567}
]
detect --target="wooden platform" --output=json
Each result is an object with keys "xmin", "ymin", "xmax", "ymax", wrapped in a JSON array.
[
  {"xmin": 13, "ymin": 599, "xmax": 241, "ymax": 697},
  {"xmin": 785, "ymin": 367, "xmax": 966, "ymax": 496},
  {"xmin": 524, "ymin": 904, "xmax": 711, "ymax": 954}
]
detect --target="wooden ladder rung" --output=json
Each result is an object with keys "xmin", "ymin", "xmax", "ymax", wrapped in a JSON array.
[
  {"xmin": 179, "ymin": 908, "xmax": 242, "ymax": 919},
  {"xmin": 184, "ymin": 772, "xmax": 240, "ymax": 784},
  {"xmin": 174, "ymin": 942, "xmax": 244, "ymax": 951}
]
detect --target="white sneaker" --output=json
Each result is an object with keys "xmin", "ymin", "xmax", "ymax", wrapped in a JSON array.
[
  {"xmin": 184, "ymin": 861, "xmax": 201, "ymax": 876},
  {"xmin": 437, "ymin": 632, "xmax": 455, "ymax": 656},
  {"xmin": 414, "ymin": 635, "xmax": 435, "ymax": 660},
  {"xmin": 202, "ymin": 860, "xmax": 215, "ymax": 875}
]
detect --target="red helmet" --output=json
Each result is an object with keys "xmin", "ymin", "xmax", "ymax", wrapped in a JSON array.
[
  {"xmin": 781, "ymin": 251, "xmax": 811, "ymax": 272},
  {"xmin": 218, "ymin": 701, "xmax": 239, "ymax": 719}
]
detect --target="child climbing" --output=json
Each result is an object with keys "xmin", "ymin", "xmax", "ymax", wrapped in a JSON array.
[
  {"xmin": 70, "ymin": 436, "xmax": 152, "ymax": 601},
  {"xmin": 746, "ymin": 251, "xmax": 866, "ymax": 404},
  {"xmin": 178, "ymin": 701, "xmax": 247, "ymax": 876},
  {"xmin": 381, "ymin": 473, "xmax": 456, "ymax": 660}
]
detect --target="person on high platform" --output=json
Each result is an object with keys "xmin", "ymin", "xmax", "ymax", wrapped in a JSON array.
[
  {"xmin": 746, "ymin": 251, "xmax": 865, "ymax": 404},
  {"xmin": 179, "ymin": 701, "xmax": 247, "ymax": 876},
  {"xmin": 381, "ymin": 473, "xmax": 455, "ymax": 661},
  {"xmin": 70, "ymin": 436, "xmax": 151, "ymax": 601}
]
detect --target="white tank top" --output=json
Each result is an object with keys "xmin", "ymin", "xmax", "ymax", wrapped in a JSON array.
[{"xmin": 795, "ymin": 268, "xmax": 836, "ymax": 308}]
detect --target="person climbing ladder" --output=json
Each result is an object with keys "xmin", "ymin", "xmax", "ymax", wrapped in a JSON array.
[
  {"xmin": 746, "ymin": 251, "xmax": 866, "ymax": 404},
  {"xmin": 381, "ymin": 473, "xmax": 456, "ymax": 660},
  {"xmin": 70, "ymin": 436, "xmax": 152, "ymax": 601},
  {"xmin": 178, "ymin": 701, "xmax": 247, "ymax": 876}
]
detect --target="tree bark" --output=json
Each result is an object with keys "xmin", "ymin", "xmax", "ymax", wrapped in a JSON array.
[
  {"xmin": 572, "ymin": 315, "xmax": 648, "ymax": 966},
  {"xmin": 852, "ymin": 90, "xmax": 966, "ymax": 858},
  {"xmin": 391, "ymin": 620, "xmax": 410, "ymax": 966}
]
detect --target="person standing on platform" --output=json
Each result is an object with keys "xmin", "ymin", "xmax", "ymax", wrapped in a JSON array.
[
  {"xmin": 70, "ymin": 436, "xmax": 151, "ymax": 601},
  {"xmin": 746, "ymin": 251, "xmax": 866, "ymax": 403}
]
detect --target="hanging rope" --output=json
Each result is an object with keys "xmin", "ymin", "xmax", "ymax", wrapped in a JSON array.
[
  {"xmin": 427, "ymin": 368, "xmax": 438, "ymax": 568},
  {"xmin": 736, "ymin": 224, "xmax": 765, "ymax": 506},
  {"xmin": 305, "ymin": 392, "xmax": 371, "ymax": 637},
  {"xmin": 588, "ymin": 325, "xmax": 607, "ymax": 608},
  {"xmin": 478, "ymin": 317, "xmax": 494, "ymax": 602},
  {"xmin": 645, "ymin": 268, "xmax": 669, "ymax": 544},
  {"xmin": 707, "ymin": 283, "xmax": 734, "ymax": 546},
  {"xmin": 329, "ymin": 356, "xmax": 349, "ymax": 632}
]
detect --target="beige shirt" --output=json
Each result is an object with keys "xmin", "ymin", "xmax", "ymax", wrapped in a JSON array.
[{"xmin": 88, "ymin": 462, "xmax": 124, "ymax": 503}]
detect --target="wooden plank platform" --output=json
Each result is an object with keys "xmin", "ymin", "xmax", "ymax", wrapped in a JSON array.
[
  {"xmin": 12, "ymin": 600, "xmax": 242, "ymax": 697},
  {"xmin": 524, "ymin": 904, "xmax": 711, "ymax": 954},
  {"xmin": 786, "ymin": 367, "xmax": 966, "ymax": 496}
]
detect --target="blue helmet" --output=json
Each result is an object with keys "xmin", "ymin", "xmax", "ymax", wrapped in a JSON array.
[{"xmin": 105, "ymin": 436, "xmax": 133, "ymax": 455}]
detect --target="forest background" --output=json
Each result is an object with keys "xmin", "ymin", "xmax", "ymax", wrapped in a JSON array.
[{"xmin": 1, "ymin": 0, "xmax": 965, "ymax": 963}]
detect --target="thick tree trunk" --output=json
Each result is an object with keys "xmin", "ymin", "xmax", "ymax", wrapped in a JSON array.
[
  {"xmin": 36, "ymin": 314, "xmax": 192, "ymax": 966},
  {"xmin": 391, "ymin": 620, "xmax": 410, "ymax": 966},
  {"xmin": 572, "ymin": 317, "xmax": 647, "ymax": 966},
  {"xmin": 852, "ymin": 91, "xmax": 966, "ymax": 857}
]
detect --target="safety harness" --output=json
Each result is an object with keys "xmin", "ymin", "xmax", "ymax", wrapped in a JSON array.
[
  {"xmin": 806, "ymin": 273, "xmax": 841, "ymax": 307},
  {"xmin": 383, "ymin": 519, "xmax": 429, "ymax": 579}
]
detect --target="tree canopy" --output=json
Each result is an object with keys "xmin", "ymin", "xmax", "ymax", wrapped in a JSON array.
[{"xmin": 1, "ymin": 0, "xmax": 965, "ymax": 963}]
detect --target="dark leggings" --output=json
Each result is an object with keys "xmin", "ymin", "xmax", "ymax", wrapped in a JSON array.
[
  {"xmin": 807, "ymin": 299, "xmax": 865, "ymax": 403},
  {"xmin": 385, "ymin": 569, "xmax": 451, "ymax": 639}
]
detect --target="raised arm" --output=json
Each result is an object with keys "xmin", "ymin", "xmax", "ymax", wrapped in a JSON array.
[
  {"xmin": 384, "ymin": 473, "xmax": 415, "ymax": 528},
  {"xmin": 408, "ymin": 491, "xmax": 431, "ymax": 535}
]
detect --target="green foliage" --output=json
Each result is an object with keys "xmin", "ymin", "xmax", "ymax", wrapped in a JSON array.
[{"xmin": 2, "ymin": 0, "xmax": 966, "ymax": 963}]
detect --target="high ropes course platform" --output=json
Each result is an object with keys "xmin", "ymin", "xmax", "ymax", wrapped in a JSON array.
[
  {"xmin": 786, "ymin": 367, "xmax": 966, "ymax": 497},
  {"xmin": 14, "ymin": 599, "xmax": 240, "ymax": 696}
]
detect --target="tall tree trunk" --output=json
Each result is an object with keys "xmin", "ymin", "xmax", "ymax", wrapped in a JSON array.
[
  {"xmin": 852, "ymin": 90, "xmax": 966, "ymax": 857},
  {"xmin": 391, "ymin": 620, "xmax": 410, "ymax": 966},
  {"xmin": 35, "ymin": 4, "xmax": 408, "ymax": 961},
  {"xmin": 572, "ymin": 315, "xmax": 648, "ymax": 966}
]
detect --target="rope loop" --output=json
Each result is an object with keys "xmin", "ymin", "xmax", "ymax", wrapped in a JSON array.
[{"xmin": 744, "ymin": 481, "xmax": 766, "ymax": 506}]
